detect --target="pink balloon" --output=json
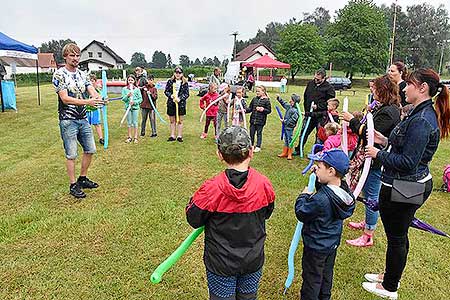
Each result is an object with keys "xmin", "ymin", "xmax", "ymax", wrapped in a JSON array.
[{"xmin": 352, "ymin": 112, "xmax": 374, "ymax": 198}]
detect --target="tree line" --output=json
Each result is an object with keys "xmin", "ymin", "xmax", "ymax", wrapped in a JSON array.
[
  {"xmin": 129, "ymin": 51, "xmax": 229, "ymax": 69},
  {"xmin": 235, "ymin": 0, "xmax": 450, "ymax": 79}
]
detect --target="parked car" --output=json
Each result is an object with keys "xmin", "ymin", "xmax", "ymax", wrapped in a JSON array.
[{"xmin": 327, "ymin": 77, "xmax": 352, "ymax": 90}]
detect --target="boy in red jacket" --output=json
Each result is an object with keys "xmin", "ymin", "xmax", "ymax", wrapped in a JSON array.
[
  {"xmin": 199, "ymin": 83, "xmax": 219, "ymax": 139},
  {"xmin": 186, "ymin": 126, "xmax": 275, "ymax": 300}
]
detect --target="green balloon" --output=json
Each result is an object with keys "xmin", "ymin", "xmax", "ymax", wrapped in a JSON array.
[
  {"xmin": 289, "ymin": 102, "xmax": 303, "ymax": 148},
  {"xmin": 150, "ymin": 226, "xmax": 205, "ymax": 284}
]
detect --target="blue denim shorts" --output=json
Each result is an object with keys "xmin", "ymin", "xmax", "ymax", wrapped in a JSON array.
[
  {"xmin": 86, "ymin": 109, "xmax": 101, "ymax": 125},
  {"xmin": 59, "ymin": 119, "xmax": 96, "ymax": 159}
]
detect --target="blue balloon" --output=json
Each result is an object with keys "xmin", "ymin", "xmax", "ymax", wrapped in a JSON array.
[
  {"xmin": 101, "ymin": 71, "xmax": 109, "ymax": 149},
  {"xmin": 284, "ymin": 173, "xmax": 316, "ymax": 294}
]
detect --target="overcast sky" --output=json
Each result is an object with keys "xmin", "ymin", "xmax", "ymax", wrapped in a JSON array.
[{"xmin": 1, "ymin": 0, "xmax": 449, "ymax": 65}]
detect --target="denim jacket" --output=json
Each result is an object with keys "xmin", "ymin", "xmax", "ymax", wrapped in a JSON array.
[{"xmin": 377, "ymin": 99, "xmax": 440, "ymax": 184}]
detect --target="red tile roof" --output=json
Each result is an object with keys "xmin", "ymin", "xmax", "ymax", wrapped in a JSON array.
[
  {"xmin": 234, "ymin": 43, "xmax": 275, "ymax": 62},
  {"xmin": 38, "ymin": 53, "xmax": 57, "ymax": 68}
]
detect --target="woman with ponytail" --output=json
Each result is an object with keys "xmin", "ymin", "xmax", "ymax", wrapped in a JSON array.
[
  {"xmin": 388, "ymin": 61, "xmax": 408, "ymax": 107},
  {"xmin": 363, "ymin": 68, "xmax": 450, "ymax": 299}
]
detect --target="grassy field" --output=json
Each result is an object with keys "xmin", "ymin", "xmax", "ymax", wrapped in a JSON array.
[{"xmin": 0, "ymin": 83, "xmax": 449, "ymax": 300}]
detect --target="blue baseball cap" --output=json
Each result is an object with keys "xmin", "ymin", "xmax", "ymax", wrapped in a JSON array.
[{"xmin": 308, "ymin": 149, "xmax": 349, "ymax": 175}]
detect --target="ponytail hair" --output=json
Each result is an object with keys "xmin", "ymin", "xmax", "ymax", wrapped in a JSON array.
[
  {"xmin": 407, "ymin": 68, "xmax": 450, "ymax": 139},
  {"xmin": 393, "ymin": 61, "xmax": 408, "ymax": 80},
  {"xmin": 435, "ymin": 84, "xmax": 450, "ymax": 139}
]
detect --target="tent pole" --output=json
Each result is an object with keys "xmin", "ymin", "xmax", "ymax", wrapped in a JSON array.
[
  {"xmin": 36, "ymin": 60, "xmax": 41, "ymax": 106},
  {"xmin": 0, "ymin": 77, "xmax": 4, "ymax": 112}
]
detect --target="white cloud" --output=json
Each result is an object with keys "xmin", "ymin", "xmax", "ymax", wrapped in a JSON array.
[{"xmin": 1, "ymin": 0, "xmax": 448, "ymax": 64}]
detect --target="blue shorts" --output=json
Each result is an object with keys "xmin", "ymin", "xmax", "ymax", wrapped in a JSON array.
[
  {"xmin": 59, "ymin": 119, "xmax": 96, "ymax": 160},
  {"xmin": 206, "ymin": 269, "xmax": 262, "ymax": 300},
  {"xmin": 86, "ymin": 109, "xmax": 101, "ymax": 125}
]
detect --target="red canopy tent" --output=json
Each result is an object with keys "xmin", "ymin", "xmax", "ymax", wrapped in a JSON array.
[
  {"xmin": 242, "ymin": 55, "xmax": 290, "ymax": 88},
  {"xmin": 242, "ymin": 54, "xmax": 290, "ymax": 69}
]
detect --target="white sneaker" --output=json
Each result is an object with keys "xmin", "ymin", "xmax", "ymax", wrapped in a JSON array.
[
  {"xmin": 362, "ymin": 282, "xmax": 398, "ymax": 300},
  {"xmin": 365, "ymin": 273, "xmax": 383, "ymax": 283},
  {"xmin": 254, "ymin": 147, "xmax": 261, "ymax": 153},
  {"xmin": 365, "ymin": 274, "xmax": 400, "ymax": 288}
]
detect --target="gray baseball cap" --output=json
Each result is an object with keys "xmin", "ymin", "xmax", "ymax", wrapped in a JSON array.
[{"xmin": 217, "ymin": 126, "xmax": 251, "ymax": 155}]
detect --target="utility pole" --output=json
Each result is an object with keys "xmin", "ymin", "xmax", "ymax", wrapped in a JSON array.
[
  {"xmin": 389, "ymin": 0, "xmax": 398, "ymax": 66},
  {"xmin": 231, "ymin": 31, "xmax": 239, "ymax": 61}
]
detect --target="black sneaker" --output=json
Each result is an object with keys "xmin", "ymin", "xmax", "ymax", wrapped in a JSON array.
[
  {"xmin": 99, "ymin": 138, "xmax": 104, "ymax": 145},
  {"xmin": 177, "ymin": 137, "xmax": 183, "ymax": 142},
  {"xmin": 77, "ymin": 177, "xmax": 99, "ymax": 189},
  {"xmin": 70, "ymin": 183, "xmax": 86, "ymax": 199},
  {"xmin": 151, "ymin": 133, "xmax": 158, "ymax": 137},
  {"xmin": 140, "ymin": 132, "xmax": 145, "ymax": 137},
  {"xmin": 167, "ymin": 137, "xmax": 176, "ymax": 142}
]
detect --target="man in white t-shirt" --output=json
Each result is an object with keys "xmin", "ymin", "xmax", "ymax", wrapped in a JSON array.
[{"xmin": 52, "ymin": 43, "xmax": 104, "ymax": 199}]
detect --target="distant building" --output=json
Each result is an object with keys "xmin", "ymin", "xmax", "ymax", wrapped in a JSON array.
[
  {"xmin": 234, "ymin": 43, "xmax": 276, "ymax": 62},
  {"xmin": 38, "ymin": 53, "xmax": 57, "ymax": 73},
  {"xmin": 79, "ymin": 40, "xmax": 125, "ymax": 71},
  {"xmin": 1, "ymin": 52, "xmax": 57, "ymax": 77},
  {"xmin": 225, "ymin": 43, "xmax": 276, "ymax": 83}
]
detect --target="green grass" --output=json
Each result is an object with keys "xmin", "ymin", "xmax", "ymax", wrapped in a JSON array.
[{"xmin": 0, "ymin": 84, "xmax": 449, "ymax": 299}]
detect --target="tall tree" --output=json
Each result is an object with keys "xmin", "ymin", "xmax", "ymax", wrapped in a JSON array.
[
  {"xmin": 222, "ymin": 58, "xmax": 230, "ymax": 67},
  {"xmin": 39, "ymin": 39, "xmax": 77, "ymax": 64},
  {"xmin": 151, "ymin": 51, "xmax": 167, "ymax": 68},
  {"xmin": 277, "ymin": 23, "xmax": 326, "ymax": 79},
  {"xmin": 326, "ymin": 0, "xmax": 390, "ymax": 79},
  {"xmin": 249, "ymin": 22, "xmax": 285, "ymax": 50},
  {"xmin": 167, "ymin": 54, "xmax": 173, "ymax": 68},
  {"xmin": 206, "ymin": 58, "xmax": 214, "ymax": 66},
  {"xmin": 179, "ymin": 55, "xmax": 190, "ymax": 68},
  {"xmin": 303, "ymin": 7, "xmax": 331, "ymax": 36},
  {"xmin": 213, "ymin": 56, "xmax": 221, "ymax": 67},
  {"xmin": 130, "ymin": 52, "xmax": 147, "ymax": 68},
  {"xmin": 403, "ymin": 4, "xmax": 450, "ymax": 69},
  {"xmin": 194, "ymin": 58, "xmax": 202, "ymax": 65}
]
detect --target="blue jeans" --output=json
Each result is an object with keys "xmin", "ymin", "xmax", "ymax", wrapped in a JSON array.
[
  {"xmin": 216, "ymin": 112, "xmax": 229, "ymax": 134},
  {"xmin": 207, "ymin": 269, "xmax": 262, "ymax": 300},
  {"xmin": 284, "ymin": 127, "xmax": 294, "ymax": 147},
  {"xmin": 127, "ymin": 109, "xmax": 139, "ymax": 128},
  {"xmin": 59, "ymin": 119, "xmax": 96, "ymax": 159},
  {"xmin": 362, "ymin": 168, "xmax": 382, "ymax": 230}
]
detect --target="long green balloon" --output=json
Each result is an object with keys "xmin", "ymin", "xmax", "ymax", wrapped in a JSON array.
[
  {"xmin": 289, "ymin": 102, "xmax": 303, "ymax": 148},
  {"xmin": 150, "ymin": 226, "xmax": 205, "ymax": 284}
]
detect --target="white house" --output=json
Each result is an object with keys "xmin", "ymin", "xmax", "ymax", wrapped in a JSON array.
[
  {"xmin": 79, "ymin": 40, "xmax": 126, "ymax": 71},
  {"xmin": 225, "ymin": 43, "xmax": 276, "ymax": 83},
  {"xmin": 234, "ymin": 43, "xmax": 276, "ymax": 62}
]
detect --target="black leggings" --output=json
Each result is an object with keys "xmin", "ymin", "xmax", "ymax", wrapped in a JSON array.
[
  {"xmin": 249, "ymin": 124, "xmax": 264, "ymax": 148},
  {"xmin": 379, "ymin": 179, "xmax": 433, "ymax": 292},
  {"xmin": 204, "ymin": 116, "xmax": 217, "ymax": 135}
]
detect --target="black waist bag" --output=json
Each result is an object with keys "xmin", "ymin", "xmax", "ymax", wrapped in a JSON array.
[{"xmin": 391, "ymin": 179, "xmax": 425, "ymax": 205}]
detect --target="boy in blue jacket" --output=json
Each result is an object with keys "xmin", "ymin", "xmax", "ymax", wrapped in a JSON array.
[
  {"xmin": 276, "ymin": 93, "xmax": 300, "ymax": 160},
  {"xmin": 295, "ymin": 149, "xmax": 355, "ymax": 300}
]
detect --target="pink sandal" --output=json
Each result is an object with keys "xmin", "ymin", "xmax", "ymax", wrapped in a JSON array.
[
  {"xmin": 348, "ymin": 220, "xmax": 366, "ymax": 230},
  {"xmin": 346, "ymin": 233, "xmax": 373, "ymax": 247}
]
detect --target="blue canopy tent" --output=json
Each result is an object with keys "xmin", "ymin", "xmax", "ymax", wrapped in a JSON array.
[{"xmin": 0, "ymin": 32, "xmax": 40, "ymax": 112}]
